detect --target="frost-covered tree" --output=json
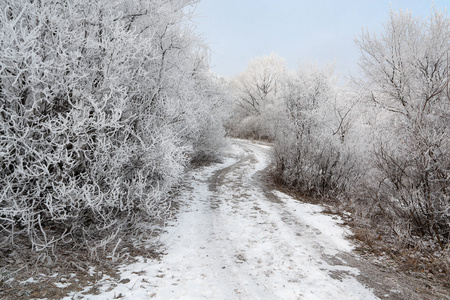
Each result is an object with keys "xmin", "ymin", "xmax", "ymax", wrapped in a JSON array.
[
  {"xmin": 0, "ymin": 0, "xmax": 226, "ymax": 258},
  {"xmin": 227, "ymin": 53, "xmax": 287, "ymax": 139},
  {"xmin": 356, "ymin": 8, "xmax": 450, "ymax": 249}
]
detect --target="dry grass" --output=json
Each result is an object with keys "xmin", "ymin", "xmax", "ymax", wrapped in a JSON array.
[{"xmin": 0, "ymin": 239, "xmax": 163, "ymax": 300}]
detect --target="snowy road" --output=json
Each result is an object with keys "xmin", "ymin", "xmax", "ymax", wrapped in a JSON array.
[{"xmin": 70, "ymin": 139, "xmax": 378, "ymax": 299}]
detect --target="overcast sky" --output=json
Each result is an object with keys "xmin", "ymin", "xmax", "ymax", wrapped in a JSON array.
[{"xmin": 192, "ymin": 0, "xmax": 449, "ymax": 79}]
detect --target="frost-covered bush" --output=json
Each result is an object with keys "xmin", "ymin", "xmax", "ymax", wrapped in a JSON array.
[
  {"xmin": 0, "ymin": 0, "xmax": 226, "ymax": 257},
  {"xmin": 273, "ymin": 64, "xmax": 357, "ymax": 196},
  {"xmin": 178, "ymin": 68, "xmax": 230, "ymax": 164},
  {"xmin": 355, "ymin": 8, "xmax": 450, "ymax": 249}
]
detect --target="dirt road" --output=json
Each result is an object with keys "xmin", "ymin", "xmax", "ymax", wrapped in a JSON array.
[{"xmin": 68, "ymin": 139, "xmax": 448, "ymax": 299}]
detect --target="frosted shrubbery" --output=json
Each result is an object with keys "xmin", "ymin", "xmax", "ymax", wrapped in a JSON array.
[
  {"xmin": 228, "ymin": 8, "xmax": 449, "ymax": 251},
  {"xmin": 228, "ymin": 59, "xmax": 358, "ymax": 196},
  {"xmin": 354, "ymin": 8, "xmax": 450, "ymax": 249},
  {"xmin": 0, "ymin": 0, "xmax": 227, "ymax": 257},
  {"xmin": 273, "ymin": 65, "xmax": 357, "ymax": 196}
]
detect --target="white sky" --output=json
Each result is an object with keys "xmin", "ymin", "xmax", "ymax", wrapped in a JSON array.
[{"xmin": 192, "ymin": 0, "xmax": 449, "ymax": 79}]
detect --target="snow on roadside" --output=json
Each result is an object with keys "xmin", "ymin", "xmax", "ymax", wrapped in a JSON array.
[
  {"xmin": 65, "ymin": 140, "xmax": 378, "ymax": 300},
  {"xmin": 272, "ymin": 190, "xmax": 354, "ymax": 255}
]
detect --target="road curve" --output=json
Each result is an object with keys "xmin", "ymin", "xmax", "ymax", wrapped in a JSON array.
[{"xmin": 146, "ymin": 139, "xmax": 378, "ymax": 300}]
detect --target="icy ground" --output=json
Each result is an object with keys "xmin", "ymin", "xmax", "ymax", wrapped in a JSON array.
[{"xmin": 67, "ymin": 139, "xmax": 379, "ymax": 300}]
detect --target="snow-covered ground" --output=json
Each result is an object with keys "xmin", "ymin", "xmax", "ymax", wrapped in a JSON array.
[{"xmin": 66, "ymin": 139, "xmax": 378, "ymax": 300}]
